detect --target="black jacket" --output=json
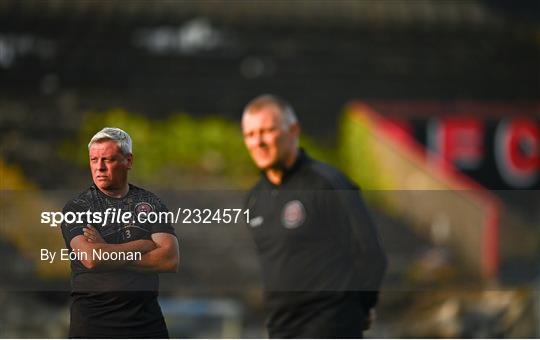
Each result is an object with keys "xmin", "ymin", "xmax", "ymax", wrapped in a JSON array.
[{"xmin": 246, "ymin": 149, "xmax": 387, "ymax": 337}]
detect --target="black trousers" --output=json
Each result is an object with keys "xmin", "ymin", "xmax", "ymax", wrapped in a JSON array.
[
  {"xmin": 69, "ymin": 329, "xmax": 169, "ymax": 339},
  {"xmin": 266, "ymin": 292, "xmax": 367, "ymax": 339},
  {"xmin": 269, "ymin": 326, "xmax": 363, "ymax": 339}
]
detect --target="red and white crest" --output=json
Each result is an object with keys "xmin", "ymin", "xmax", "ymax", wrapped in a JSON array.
[
  {"xmin": 281, "ymin": 200, "xmax": 306, "ymax": 229},
  {"xmin": 135, "ymin": 202, "xmax": 154, "ymax": 214}
]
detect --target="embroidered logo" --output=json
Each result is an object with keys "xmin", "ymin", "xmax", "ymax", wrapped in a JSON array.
[
  {"xmin": 250, "ymin": 216, "xmax": 264, "ymax": 228},
  {"xmin": 135, "ymin": 202, "xmax": 153, "ymax": 215}
]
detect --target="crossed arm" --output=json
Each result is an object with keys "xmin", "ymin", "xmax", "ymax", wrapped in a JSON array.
[{"xmin": 70, "ymin": 225, "xmax": 179, "ymax": 273}]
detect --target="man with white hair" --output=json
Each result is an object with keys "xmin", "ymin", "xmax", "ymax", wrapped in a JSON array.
[
  {"xmin": 60, "ymin": 127, "xmax": 179, "ymax": 338},
  {"xmin": 242, "ymin": 95, "xmax": 387, "ymax": 338}
]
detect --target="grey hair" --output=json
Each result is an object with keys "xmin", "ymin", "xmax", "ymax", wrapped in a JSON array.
[
  {"xmin": 243, "ymin": 94, "xmax": 298, "ymax": 128},
  {"xmin": 88, "ymin": 127, "xmax": 132, "ymax": 155}
]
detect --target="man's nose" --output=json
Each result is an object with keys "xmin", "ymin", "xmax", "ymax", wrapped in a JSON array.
[
  {"xmin": 97, "ymin": 160, "xmax": 107, "ymax": 171},
  {"xmin": 255, "ymin": 133, "xmax": 265, "ymax": 146}
]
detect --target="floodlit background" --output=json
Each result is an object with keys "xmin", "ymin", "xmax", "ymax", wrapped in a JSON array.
[{"xmin": 1, "ymin": 0, "xmax": 539, "ymax": 338}]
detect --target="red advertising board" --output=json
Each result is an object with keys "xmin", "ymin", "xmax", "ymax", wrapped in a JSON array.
[{"xmin": 364, "ymin": 101, "xmax": 540, "ymax": 189}]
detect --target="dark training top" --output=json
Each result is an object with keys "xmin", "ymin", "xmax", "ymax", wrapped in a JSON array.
[
  {"xmin": 61, "ymin": 184, "xmax": 176, "ymax": 338},
  {"xmin": 245, "ymin": 150, "xmax": 387, "ymax": 338}
]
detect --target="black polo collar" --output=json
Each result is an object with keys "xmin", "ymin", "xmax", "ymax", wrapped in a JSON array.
[{"xmin": 260, "ymin": 148, "xmax": 308, "ymax": 187}]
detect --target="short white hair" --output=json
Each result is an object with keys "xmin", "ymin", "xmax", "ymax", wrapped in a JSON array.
[
  {"xmin": 243, "ymin": 94, "xmax": 298, "ymax": 128},
  {"xmin": 88, "ymin": 127, "xmax": 132, "ymax": 155}
]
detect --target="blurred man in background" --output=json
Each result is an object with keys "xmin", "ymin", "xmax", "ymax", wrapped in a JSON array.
[
  {"xmin": 242, "ymin": 95, "xmax": 387, "ymax": 338},
  {"xmin": 61, "ymin": 127, "xmax": 179, "ymax": 338}
]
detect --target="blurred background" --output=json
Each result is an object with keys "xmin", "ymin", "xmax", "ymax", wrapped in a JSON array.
[{"xmin": 0, "ymin": 0, "xmax": 539, "ymax": 338}]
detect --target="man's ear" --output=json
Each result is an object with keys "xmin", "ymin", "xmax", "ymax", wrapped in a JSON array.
[
  {"xmin": 290, "ymin": 122, "xmax": 301, "ymax": 138},
  {"xmin": 126, "ymin": 154, "xmax": 133, "ymax": 170}
]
